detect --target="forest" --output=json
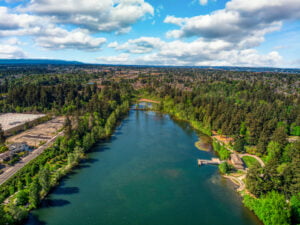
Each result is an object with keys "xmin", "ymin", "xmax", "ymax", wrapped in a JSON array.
[
  {"xmin": 0, "ymin": 65, "xmax": 133, "ymax": 224},
  {"xmin": 0, "ymin": 65, "xmax": 299, "ymax": 225},
  {"xmin": 137, "ymin": 69, "xmax": 300, "ymax": 225}
]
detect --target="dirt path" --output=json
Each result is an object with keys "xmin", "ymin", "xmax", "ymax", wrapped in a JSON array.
[
  {"xmin": 224, "ymin": 174, "xmax": 246, "ymax": 192},
  {"xmin": 239, "ymin": 153, "xmax": 265, "ymax": 167},
  {"xmin": 138, "ymin": 98, "xmax": 160, "ymax": 104}
]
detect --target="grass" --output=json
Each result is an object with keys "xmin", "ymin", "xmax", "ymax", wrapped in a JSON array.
[{"xmin": 242, "ymin": 156, "xmax": 259, "ymax": 168}]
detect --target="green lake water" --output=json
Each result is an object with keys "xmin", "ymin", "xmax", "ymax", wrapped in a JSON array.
[{"xmin": 25, "ymin": 110, "xmax": 262, "ymax": 225}]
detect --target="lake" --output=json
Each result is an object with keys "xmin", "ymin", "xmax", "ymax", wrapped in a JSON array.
[{"xmin": 25, "ymin": 110, "xmax": 261, "ymax": 225}]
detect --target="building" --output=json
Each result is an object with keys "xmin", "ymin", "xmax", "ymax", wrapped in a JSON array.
[
  {"xmin": 9, "ymin": 142, "xmax": 30, "ymax": 154},
  {"xmin": 230, "ymin": 153, "xmax": 244, "ymax": 170},
  {"xmin": 0, "ymin": 143, "xmax": 31, "ymax": 163}
]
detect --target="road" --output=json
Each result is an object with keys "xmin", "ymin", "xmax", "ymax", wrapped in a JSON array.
[{"xmin": 0, "ymin": 131, "xmax": 64, "ymax": 186}]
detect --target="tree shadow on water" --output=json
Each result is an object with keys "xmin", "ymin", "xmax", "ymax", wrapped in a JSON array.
[
  {"xmin": 114, "ymin": 130, "xmax": 123, "ymax": 136},
  {"xmin": 53, "ymin": 186, "xmax": 79, "ymax": 195},
  {"xmin": 40, "ymin": 198, "xmax": 71, "ymax": 208},
  {"xmin": 89, "ymin": 146, "xmax": 110, "ymax": 153},
  {"xmin": 75, "ymin": 164, "xmax": 91, "ymax": 169},
  {"xmin": 25, "ymin": 214, "xmax": 47, "ymax": 225},
  {"xmin": 81, "ymin": 158, "xmax": 99, "ymax": 164}
]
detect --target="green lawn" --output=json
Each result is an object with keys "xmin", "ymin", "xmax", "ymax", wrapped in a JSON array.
[{"xmin": 242, "ymin": 156, "xmax": 259, "ymax": 168}]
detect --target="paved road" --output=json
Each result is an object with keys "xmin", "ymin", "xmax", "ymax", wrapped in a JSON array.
[{"xmin": 0, "ymin": 131, "xmax": 64, "ymax": 186}]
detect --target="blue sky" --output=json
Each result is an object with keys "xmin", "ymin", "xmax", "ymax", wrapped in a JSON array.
[{"xmin": 0, "ymin": 0, "xmax": 300, "ymax": 67}]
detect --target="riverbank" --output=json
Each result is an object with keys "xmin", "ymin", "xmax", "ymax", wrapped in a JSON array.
[
  {"xmin": 25, "ymin": 105, "xmax": 261, "ymax": 225},
  {"xmin": 139, "ymin": 97, "xmax": 266, "ymax": 221},
  {"xmin": 0, "ymin": 101, "xmax": 130, "ymax": 224}
]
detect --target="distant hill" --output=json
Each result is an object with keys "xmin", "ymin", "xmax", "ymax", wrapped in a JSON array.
[
  {"xmin": 0, "ymin": 59, "xmax": 84, "ymax": 65},
  {"xmin": 0, "ymin": 59, "xmax": 299, "ymax": 73}
]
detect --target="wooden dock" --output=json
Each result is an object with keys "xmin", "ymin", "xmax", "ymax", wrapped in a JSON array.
[{"xmin": 198, "ymin": 158, "xmax": 222, "ymax": 166}]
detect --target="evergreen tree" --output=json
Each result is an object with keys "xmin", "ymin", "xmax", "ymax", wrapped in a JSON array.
[
  {"xmin": 38, "ymin": 167, "xmax": 50, "ymax": 193},
  {"xmin": 29, "ymin": 179, "xmax": 41, "ymax": 208},
  {"xmin": 0, "ymin": 124, "xmax": 5, "ymax": 145},
  {"xmin": 64, "ymin": 116, "xmax": 72, "ymax": 138},
  {"xmin": 271, "ymin": 126, "xmax": 288, "ymax": 148},
  {"xmin": 233, "ymin": 136, "xmax": 246, "ymax": 152}
]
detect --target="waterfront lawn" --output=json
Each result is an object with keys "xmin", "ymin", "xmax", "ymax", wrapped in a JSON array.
[{"xmin": 242, "ymin": 156, "xmax": 259, "ymax": 168}]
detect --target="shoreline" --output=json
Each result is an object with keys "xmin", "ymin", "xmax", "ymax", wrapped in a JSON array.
[
  {"xmin": 154, "ymin": 104, "xmax": 252, "ymax": 193},
  {"xmin": 0, "ymin": 102, "xmax": 130, "ymax": 224}
]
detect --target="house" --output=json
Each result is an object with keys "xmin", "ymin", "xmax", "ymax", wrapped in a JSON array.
[
  {"xmin": 231, "ymin": 153, "xmax": 244, "ymax": 170},
  {"xmin": 9, "ymin": 142, "xmax": 30, "ymax": 154},
  {"xmin": 0, "ymin": 142, "xmax": 31, "ymax": 163}
]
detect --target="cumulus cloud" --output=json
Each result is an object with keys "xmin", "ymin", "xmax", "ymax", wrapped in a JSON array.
[
  {"xmin": 36, "ymin": 29, "xmax": 106, "ymax": 51},
  {"xmin": 135, "ymin": 0, "xmax": 298, "ymax": 67},
  {"xmin": 1, "ymin": 0, "xmax": 295, "ymax": 66},
  {"xmin": 199, "ymin": 0, "xmax": 208, "ymax": 5},
  {"xmin": 0, "ymin": 7, "xmax": 106, "ymax": 51},
  {"xmin": 100, "ymin": 37, "xmax": 282, "ymax": 67},
  {"xmin": 0, "ymin": 38, "xmax": 26, "ymax": 58},
  {"xmin": 100, "ymin": 49, "xmax": 282, "ymax": 67},
  {"xmin": 97, "ymin": 53, "xmax": 130, "ymax": 63},
  {"xmin": 108, "ymin": 41, "xmax": 119, "ymax": 48},
  {"xmin": 108, "ymin": 37, "xmax": 163, "ymax": 53},
  {"xmin": 165, "ymin": 0, "xmax": 300, "ymax": 45},
  {"xmin": 21, "ymin": 0, "xmax": 154, "ymax": 33},
  {"xmin": 0, "ymin": 7, "xmax": 40, "ymax": 35}
]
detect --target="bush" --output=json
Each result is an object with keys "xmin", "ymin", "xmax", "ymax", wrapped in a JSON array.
[
  {"xmin": 291, "ymin": 194, "xmax": 300, "ymax": 224},
  {"xmin": 16, "ymin": 190, "xmax": 29, "ymax": 206},
  {"xmin": 213, "ymin": 141, "xmax": 231, "ymax": 160},
  {"xmin": 243, "ymin": 191, "xmax": 290, "ymax": 225},
  {"xmin": 233, "ymin": 136, "xmax": 246, "ymax": 152},
  {"xmin": 219, "ymin": 162, "xmax": 230, "ymax": 174},
  {"xmin": 0, "ymin": 145, "xmax": 8, "ymax": 153}
]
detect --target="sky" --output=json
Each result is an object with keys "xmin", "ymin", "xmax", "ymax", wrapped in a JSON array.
[{"xmin": 0, "ymin": 0, "xmax": 300, "ymax": 67}]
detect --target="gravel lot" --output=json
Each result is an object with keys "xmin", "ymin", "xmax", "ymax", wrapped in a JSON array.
[{"xmin": 0, "ymin": 113, "xmax": 45, "ymax": 131}]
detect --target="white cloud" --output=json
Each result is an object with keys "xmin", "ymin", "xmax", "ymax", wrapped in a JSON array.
[
  {"xmin": 21, "ymin": 0, "xmax": 154, "ymax": 33},
  {"xmin": 36, "ymin": 29, "xmax": 106, "ymax": 51},
  {"xmin": 5, "ymin": 37, "xmax": 22, "ymax": 45},
  {"xmin": 155, "ymin": 0, "xmax": 300, "ymax": 67},
  {"xmin": 199, "ymin": 0, "xmax": 208, "ymax": 5},
  {"xmin": 0, "ymin": 7, "xmax": 107, "ymax": 51},
  {"xmin": 108, "ymin": 42, "xmax": 119, "ymax": 48},
  {"xmin": 165, "ymin": 0, "xmax": 300, "ymax": 44},
  {"xmin": 0, "ymin": 38, "xmax": 26, "ymax": 58},
  {"xmin": 108, "ymin": 37, "xmax": 163, "ymax": 53},
  {"xmin": 99, "ymin": 37, "xmax": 282, "ymax": 67},
  {"xmin": 1, "ymin": 0, "xmax": 295, "ymax": 66},
  {"xmin": 0, "ymin": 7, "xmax": 40, "ymax": 35},
  {"xmin": 97, "ymin": 53, "xmax": 130, "ymax": 63}
]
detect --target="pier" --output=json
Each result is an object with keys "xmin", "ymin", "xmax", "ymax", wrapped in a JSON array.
[{"xmin": 197, "ymin": 158, "xmax": 222, "ymax": 166}]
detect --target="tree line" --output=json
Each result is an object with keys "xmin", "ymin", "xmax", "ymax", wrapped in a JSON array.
[{"xmin": 138, "ymin": 70, "xmax": 300, "ymax": 225}]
